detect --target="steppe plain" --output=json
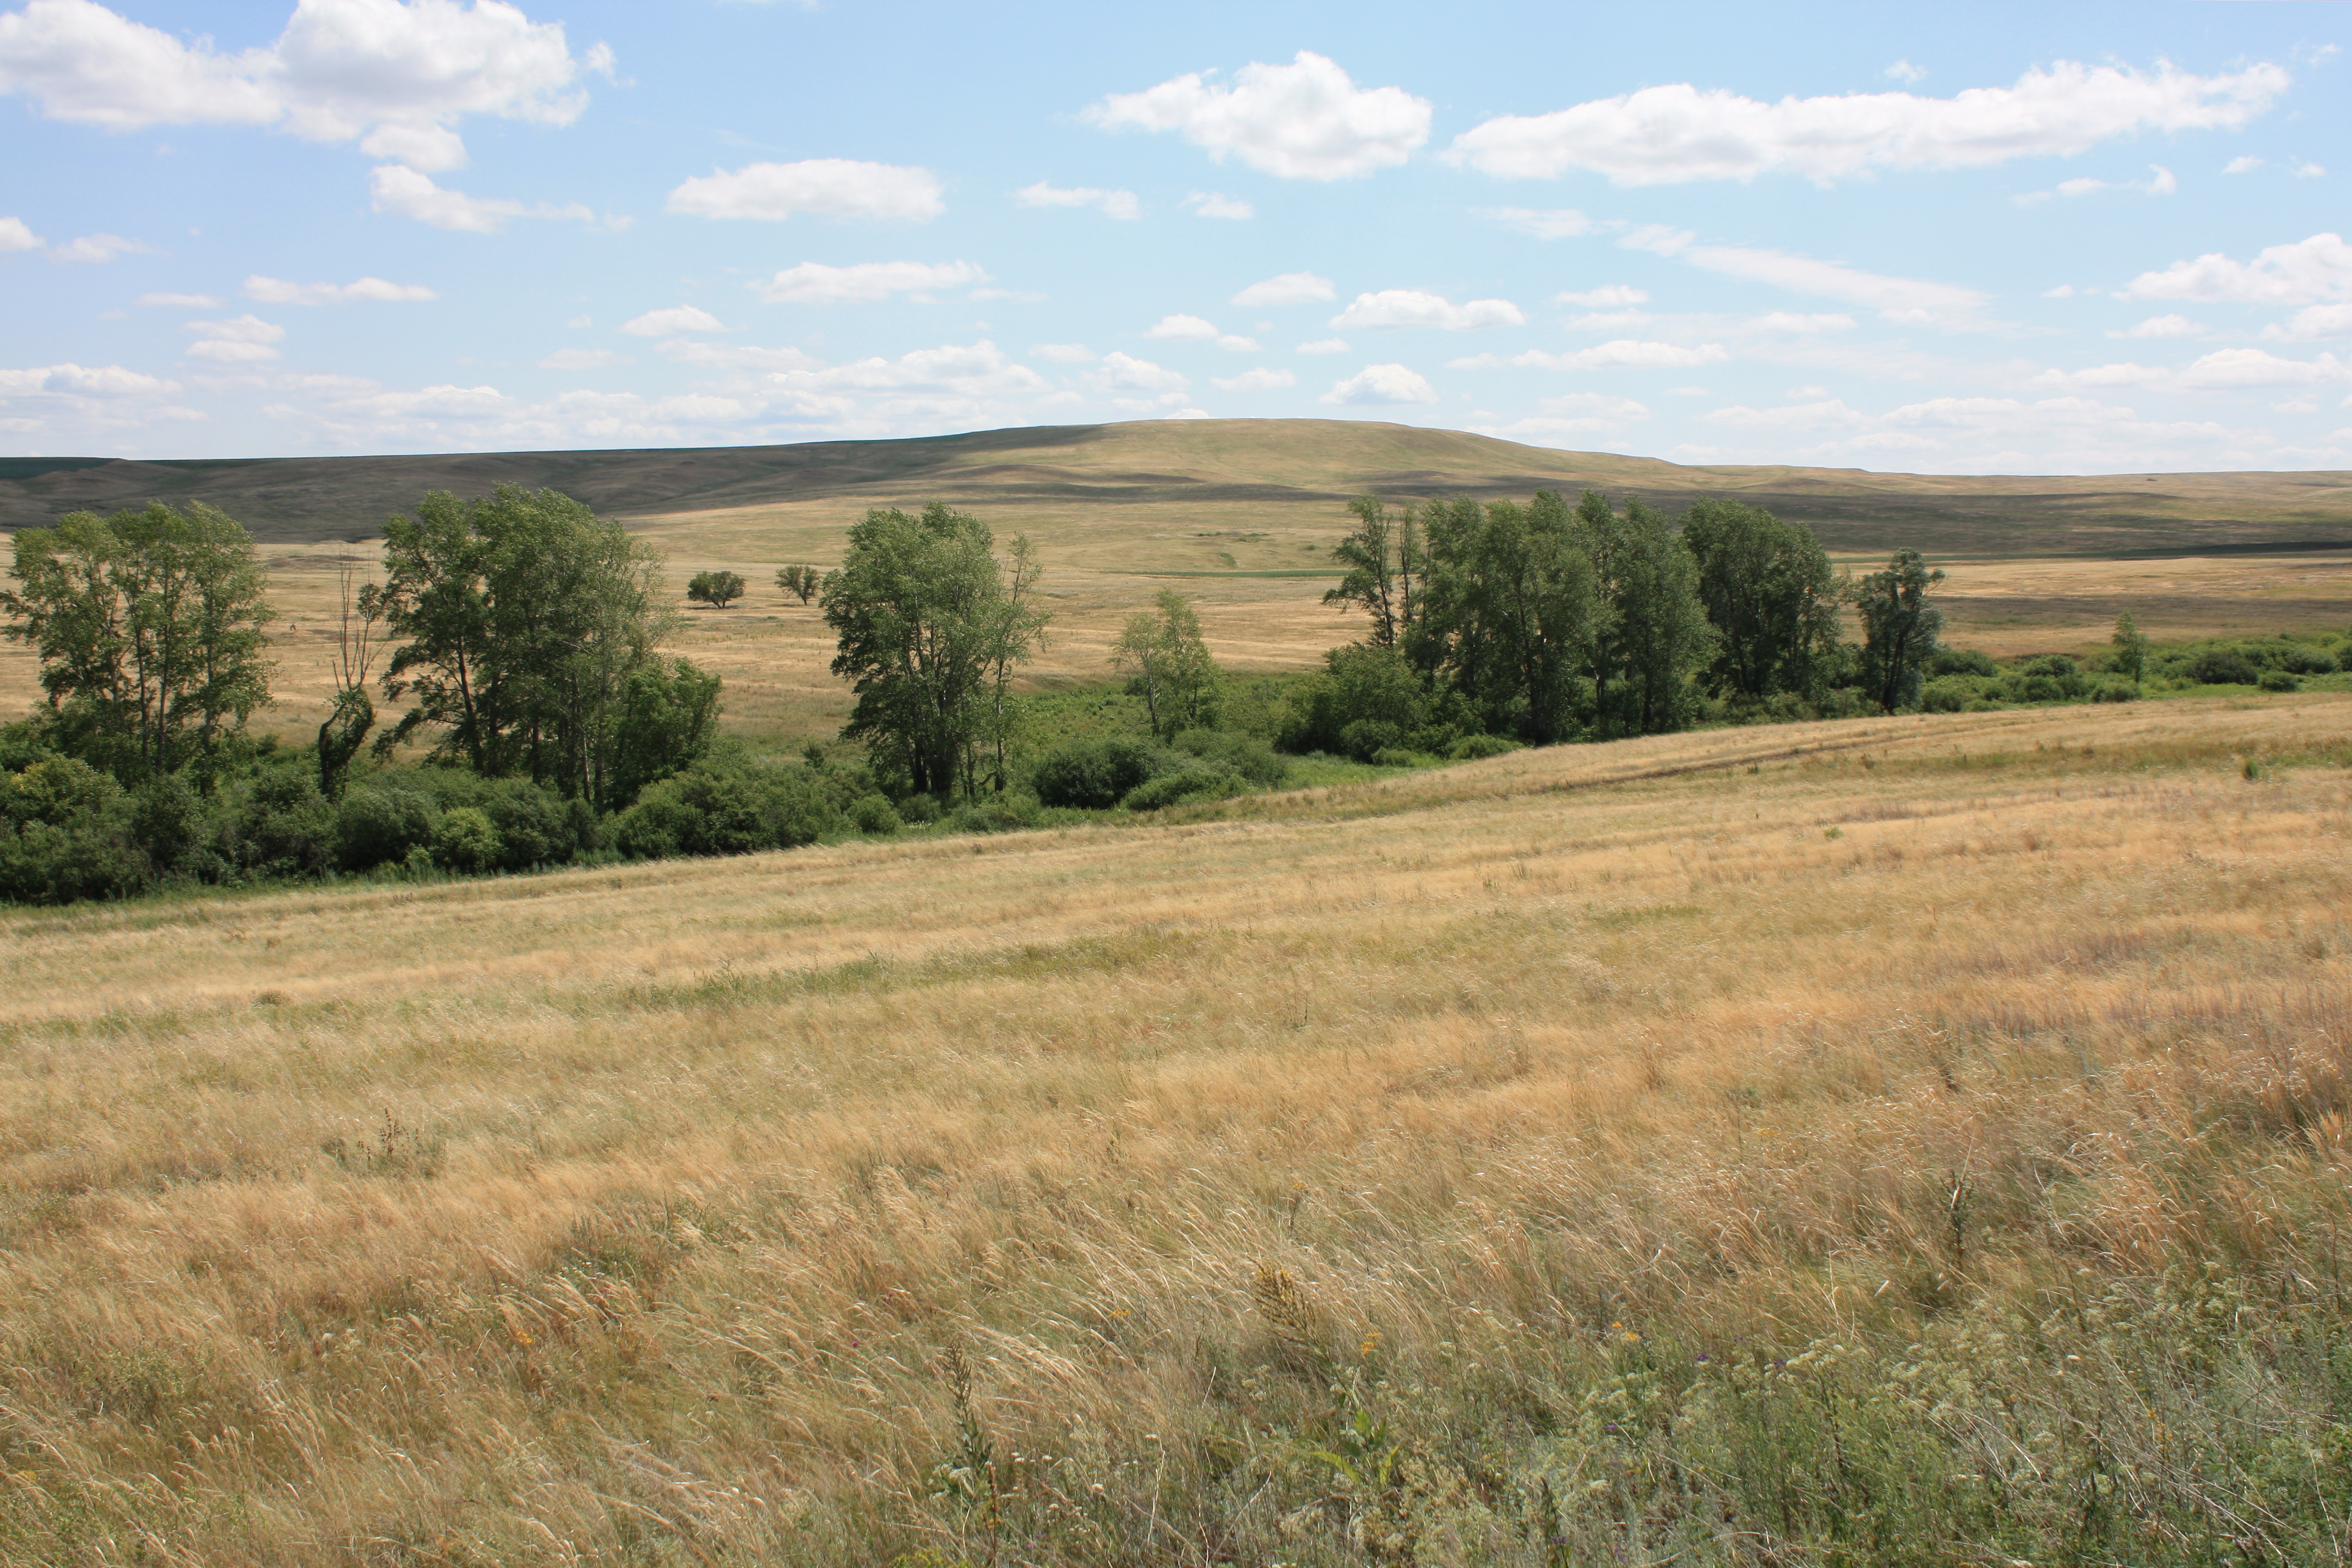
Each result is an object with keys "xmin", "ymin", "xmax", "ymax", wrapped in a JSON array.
[
  {"xmin": 3, "ymin": 420, "xmax": 2350, "ymax": 739},
  {"xmin": 1, "ymin": 422, "xmax": 2350, "ymax": 1564}
]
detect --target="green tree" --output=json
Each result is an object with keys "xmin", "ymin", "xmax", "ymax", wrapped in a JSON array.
[
  {"xmin": 821, "ymin": 503, "xmax": 1046, "ymax": 801},
  {"xmin": 1853, "ymin": 549, "xmax": 1946, "ymax": 712},
  {"xmin": 1, "ymin": 501, "xmax": 274, "ymax": 778},
  {"xmin": 1324, "ymin": 494, "xmax": 1420, "ymax": 649},
  {"xmin": 373, "ymin": 486, "xmax": 677, "ymax": 807},
  {"xmin": 1111, "ymin": 589, "xmax": 1222, "ymax": 738},
  {"xmin": 1414, "ymin": 491, "xmax": 1602, "ymax": 743},
  {"xmin": 775, "ymin": 564, "xmax": 821, "ymax": 605},
  {"xmin": 688, "ymin": 569, "xmax": 746, "ymax": 609},
  {"xmin": 1575, "ymin": 492, "xmax": 1714, "ymax": 737},
  {"xmin": 2111, "ymin": 610, "xmax": 2148, "ymax": 685},
  {"xmin": 1681, "ymin": 498, "xmax": 1842, "ymax": 703}
]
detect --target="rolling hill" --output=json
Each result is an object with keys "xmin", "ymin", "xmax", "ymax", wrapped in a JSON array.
[{"xmin": 5, "ymin": 418, "xmax": 2350, "ymax": 559}]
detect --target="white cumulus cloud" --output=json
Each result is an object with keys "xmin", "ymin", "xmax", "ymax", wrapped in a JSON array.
[
  {"xmin": 1212, "ymin": 367, "xmax": 1295, "ymax": 392},
  {"xmin": 47, "ymin": 231, "xmax": 148, "ymax": 263},
  {"xmin": 2110, "ymin": 313, "xmax": 2204, "ymax": 339},
  {"xmin": 1029, "ymin": 342, "xmax": 1095, "ymax": 363},
  {"xmin": 0, "ymin": 361, "xmax": 171, "ymax": 396},
  {"xmin": 1479, "ymin": 206, "xmax": 1595, "ymax": 239},
  {"xmin": 1232, "ymin": 271, "xmax": 1333, "ymax": 307},
  {"xmin": 1087, "ymin": 351, "xmax": 1188, "ymax": 394},
  {"xmin": 184, "ymin": 313, "xmax": 285, "ymax": 362},
  {"xmin": 134, "ymin": 291, "xmax": 219, "ymax": 307},
  {"xmin": 2265, "ymin": 304, "xmax": 2352, "ymax": 341},
  {"xmin": 1085, "ymin": 50, "xmax": 1430, "ymax": 181},
  {"xmin": 1013, "ymin": 181, "xmax": 1139, "ymax": 220},
  {"xmin": 1322, "ymin": 363, "xmax": 1437, "ymax": 405},
  {"xmin": 2019, "ymin": 164, "xmax": 2175, "ymax": 203},
  {"xmin": 2225, "ymin": 155, "xmax": 2264, "ymax": 175},
  {"xmin": 668, "ymin": 159, "xmax": 944, "ymax": 222},
  {"xmin": 244, "ymin": 274, "xmax": 437, "ymax": 304},
  {"xmin": 1555, "ymin": 284, "xmax": 1647, "ymax": 308},
  {"xmin": 1627, "ymin": 227, "xmax": 1990, "ymax": 328},
  {"xmin": 0, "ymin": 0, "xmax": 605, "ymax": 171},
  {"xmin": 1457, "ymin": 340, "xmax": 1730, "ymax": 372},
  {"xmin": 1330, "ymin": 290, "xmax": 1525, "ymax": 330},
  {"xmin": 2036, "ymin": 347, "xmax": 2350, "ymax": 393},
  {"xmin": 1447, "ymin": 60, "xmax": 2286, "ymax": 185},
  {"xmin": 1146, "ymin": 313, "xmax": 1221, "ymax": 341},
  {"xmin": 1297, "ymin": 337, "xmax": 1349, "ymax": 354},
  {"xmin": 1744, "ymin": 311, "xmax": 1856, "ymax": 333},
  {"xmin": 369, "ymin": 163, "xmax": 592, "ymax": 231},
  {"xmin": 621, "ymin": 306, "xmax": 725, "ymax": 337},
  {"xmin": 1184, "ymin": 191, "xmax": 1252, "ymax": 219},
  {"xmin": 749, "ymin": 260, "xmax": 988, "ymax": 304},
  {"xmin": 2121, "ymin": 231, "xmax": 2351, "ymax": 305},
  {"xmin": 0, "ymin": 215, "xmax": 40, "ymax": 251}
]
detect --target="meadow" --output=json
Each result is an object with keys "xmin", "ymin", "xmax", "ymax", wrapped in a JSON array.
[{"xmin": 2, "ymin": 692, "xmax": 2348, "ymax": 1564}]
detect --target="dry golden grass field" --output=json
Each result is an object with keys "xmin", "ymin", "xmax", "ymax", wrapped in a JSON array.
[{"xmin": 2, "ymin": 694, "xmax": 2349, "ymax": 1564}]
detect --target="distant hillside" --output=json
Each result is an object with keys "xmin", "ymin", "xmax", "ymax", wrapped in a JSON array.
[{"xmin": 4, "ymin": 420, "xmax": 2349, "ymax": 559}]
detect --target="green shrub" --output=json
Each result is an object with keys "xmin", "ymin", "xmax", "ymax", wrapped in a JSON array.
[
  {"xmin": 897, "ymin": 793, "xmax": 943, "ymax": 825},
  {"xmin": 1032, "ymin": 736, "xmax": 1162, "ymax": 809},
  {"xmin": 0, "ymin": 814, "xmax": 150, "ymax": 905},
  {"xmin": 1370, "ymin": 746, "xmax": 1419, "ymax": 767},
  {"xmin": 1338, "ymin": 717, "xmax": 1403, "ymax": 762},
  {"xmin": 475, "ymin": 778, "xmax": 579, "ymax": 870},
  {"xmin": 1280, "ymin": 643, "xmax": 1428, "ymax": 754},
  {"xmin": 2090, "ymin": 678, "xmax": 2140, "ymax": 703},
  {"xmin": 847, "ymin": 794, "xmax": 902, "ymax": 834},
  {"xmin": 1447, "ymin": 732, "xmax": 1522, "ymax": 761},
  {"xmin": 336, "ymin": 782, "xmax": 441, "ymax": 872},
  {"xmin": 945, "ymin": 793, "xmax": 1044, "ymax": 834},
  {"xmin": 433, "ymin": 805, "xmax": 503, "ymax": 873},
  {"xmin": 2260, "ymin": 668, "xmax": 2300, "ymax": 692},
  {"xmin": 1123, "ymin": 764, "xmax": 1243, "ymax": 811},
  {"xmin": 612, "ymin": 762, "xmax": 836, "ymax": 859},
  {"xmin": 219, "ymin": 769, "xmax": 336, "ymax": 879},
  {"xmin": 1925, "ymin": 647, "xmax": 2000, "ymax": 678},
  {"xmin": 1919, "ymin": 677, "xmax": 1975, "ymax": 713},
  {"xmin": 2277, "ymin": 643, "xmax": 2338, "ymax": 675},
  {"xmin": 2190, "ymin": 648, "xmax": 2261, "ymax": 685},
  {"xmin": 128, "ymin": 774, "xmax": 205, "ymax": 875},
  {"xmin": 1169, "ymin": 728, "xmax": 1287, "ymax": 786}
]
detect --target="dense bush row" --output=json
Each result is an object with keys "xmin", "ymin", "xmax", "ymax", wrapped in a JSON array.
[{"xmin": 0, "ymin": 722, "xmax": 910, "ymax": 906}]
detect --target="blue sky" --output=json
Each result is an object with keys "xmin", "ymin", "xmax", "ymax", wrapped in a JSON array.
[{"xmin": 1, "ymin": 0, "xmax": 2346, "ymax": 473}]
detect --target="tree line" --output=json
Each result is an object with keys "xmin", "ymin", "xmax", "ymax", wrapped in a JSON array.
[
  {"xmin": 8, "ymin": 474, "xmax": 2227, "ymax": 908},
  {"xmin": 1298, "ymin": 489, "xmax": 1947, "ymax": 755}
]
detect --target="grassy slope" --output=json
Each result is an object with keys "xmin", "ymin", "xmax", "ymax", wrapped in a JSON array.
[
  {"xmin": 1, "ymin": 694, "xmax": 2348, "ymax": 1562},
  {"xmin": 6, "ymin": 418, "xmax": 2351, "ymax": 557}
]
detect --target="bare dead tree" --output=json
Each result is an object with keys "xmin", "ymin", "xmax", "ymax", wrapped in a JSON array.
[{"xmin": 318, "ymin": 559, "xmax": 386, "ymax": 797}]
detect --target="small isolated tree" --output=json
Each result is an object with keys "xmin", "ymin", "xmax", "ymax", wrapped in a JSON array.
[
  {"xmin": 374, "ymin": 485, "xmax": 678, "ymax": 808},
  {"xmin": 775, "ymin": 564, "xmax": 820, "ymax": 605},
  {"xmin": 1325, "ymin": 494, "xmax": 1419, "ymax": 649},
  {"xmin": 688, "ymin": 570, "xmax": 745, "ymax": 609},
  {"xmin": 1111, "ymin": 589, "xmax": 1222, "ymax": 738},
  {"xmin": 822, "ymin": 503, "xmax": 1047, "ymax": 800},
  {"xmin": 1854, "ymin": 548, "xmax": 1945, "ymax": 712},
  {"xmin": 1574, "ymin": 491, "xmax": 1714, "ymax": 737},
  {"xmin": 1682, "ymin": 498, "xmax": 1842, "ymax": 704},
  {"xmin": 1, "ymin": 500, "xmax": 274, "ymax": 778},
  {"xmin": 2111, "ymin": 610, "xmax": 2148, "ymax": 685}
]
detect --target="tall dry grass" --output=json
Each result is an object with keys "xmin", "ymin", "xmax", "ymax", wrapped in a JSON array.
[{"xmin": 0, "ymin": 695, "xmax": 2348, "ymax": 1564}]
